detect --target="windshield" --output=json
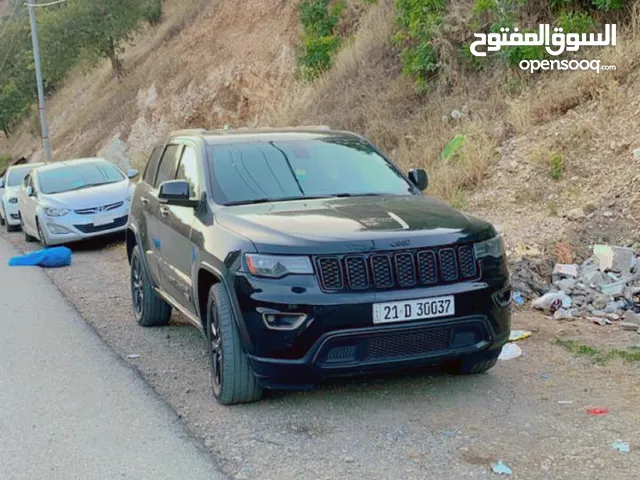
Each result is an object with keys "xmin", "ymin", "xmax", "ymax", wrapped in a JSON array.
[
  {"xmin": 39, "ymin": 162, "xmax": 125, "ymax": 195},
  {"xmin": 207, "ymin": 137, "xmax": 414, "ymax": 205},
  {"xmin": 7, "ymin": 167, "xmax": 34, "ymax": 187}
]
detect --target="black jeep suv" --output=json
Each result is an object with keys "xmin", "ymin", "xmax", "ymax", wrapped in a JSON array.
[{"xmin": 126, "ymin": 127, "xmax": 511, "ymax": 405}]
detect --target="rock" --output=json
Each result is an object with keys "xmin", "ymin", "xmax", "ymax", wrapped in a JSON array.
[
  {"xmin": 620, "ymin": 321, "xmax": 639, "ymax": 331},
  {"xmin": 592, "ymin": 317, "xmax": 612, "ymax": 326},
  {"xmin": 553, "ymin": 264, "xmax": 579, "ymax": 279},
  {"xmin": 622, "ymin": 287, "xmax": 634, "ymax": 300},
  {"xmin": 624, "ymin": 310, "xmax": 640, "ymax": 323},
  {"xmin": 554, "ymin": 308, "xmax": 574, "ymax": 320},
  {"xmin": 583, "ymin": 203, "xmax": 597, "ymax": 214},
  {"xmin": 570, "ymin": 308, "xmax": 587, "ymax": 318},
  {"xmin": 566, "ymin": 208, "xmax": 586, "ymax": 221},
  {"xmin": 594, "ymin": 245, "xmax": 635, "ymax": 274},
  {"xmin": 592, "ymin": 294, "xmax": 611, "ymax": 310},
  {"xmin": 600, "ymin": 279, "xmax": 630, "ymax": 297},
  {"xmin": 554, "ymin": 278, "xmax": 577, "ymax": 292},
  {"xmin": 591, "ymin": 310, "xmax": 608, "ymax": 317},
  {"xmin": 572, "ymin": 295, "xmax": 586, "ymax": 307}
]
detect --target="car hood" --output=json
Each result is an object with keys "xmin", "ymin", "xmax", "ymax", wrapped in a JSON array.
[
  {"xmin": 216, "ymin": 195, "xmax": 496, "ymax": 255},
  {"xmin": 2, "ymin": 186, "xmax": 21, "ymax": 200},
  {"xmin": 42, "ymin": 180, "xmax": 133, "ymax": 210}
]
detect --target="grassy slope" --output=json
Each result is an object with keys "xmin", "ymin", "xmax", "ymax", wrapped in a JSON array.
[{"xmin": 1, "ymin": 0, "xmax": 639, "ymax": 254}]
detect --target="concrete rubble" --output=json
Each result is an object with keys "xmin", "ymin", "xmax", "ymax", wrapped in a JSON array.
[{"xmin": 515, "ymin": 244, "xmax": 640, "ymax": 332}]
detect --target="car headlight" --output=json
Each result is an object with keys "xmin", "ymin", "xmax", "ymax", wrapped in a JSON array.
[
  {"xmin": 245, "ymin": 254, "xmax": 314, "ymax": 278},
  {"xmin": 8, "ymin": 197, "xmax": 18, "ymax": 204},
  {"xmin": 45, "ymin": 207, "xmax": 70, "ymax": 217},
  {"xmin": 474, "ymin": 235, "xmax": 505, "ymax": 259}
]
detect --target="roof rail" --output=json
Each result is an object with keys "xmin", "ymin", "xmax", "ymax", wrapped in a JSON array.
[{"xmin": 170, "ymin": 128, "xmax": 208, "ymax": 136}]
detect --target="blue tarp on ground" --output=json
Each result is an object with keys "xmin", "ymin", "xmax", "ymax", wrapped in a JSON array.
[{"xmin": 8, "ymin": 246, "xmax": 72, "ymax": 268}]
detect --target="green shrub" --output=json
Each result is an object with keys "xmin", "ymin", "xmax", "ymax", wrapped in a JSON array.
[
  {"xmin": 558, "ymin": 12, "xmax": 597, "ymax": 33},
  {"xmin": 298, "ymin": 35, "xmax": 341, "ymax": 79},
  {"xmin": 297, "ymin": 0, "xmax": 345, "ymax": 80},
  {"xmin": 591, "ymin": 0, "xmax": 625, "ymax": 11},
  {"xmin": 548, "ymin": 152, "xmax": 565, "ymax": 180},
  {"xmin": 393, "ymin": 0, "xmax": 447, "ymax": 91}
]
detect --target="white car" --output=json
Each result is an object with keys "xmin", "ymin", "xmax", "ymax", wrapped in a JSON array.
[
  {"xmin": 1, "ymin": 163, "xmax": 45, "ymax": 231},
  {"xmin": 17, "ymin": 158, "xmax": 138, "ymax": 246}
]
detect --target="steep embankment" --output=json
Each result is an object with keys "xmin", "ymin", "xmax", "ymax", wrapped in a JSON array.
[{"xmin": 2, "ymin": 0, "xmax": 639, "ymax": 255}]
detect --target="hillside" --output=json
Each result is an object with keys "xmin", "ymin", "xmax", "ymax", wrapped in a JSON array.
[{"xmin": 1, "ymin": 0, "xmax": 639, "ymax": 256}]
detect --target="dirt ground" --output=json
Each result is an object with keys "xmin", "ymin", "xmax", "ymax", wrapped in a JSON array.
[{"xmin": 2, "ymin": 230, "xmax": 639, "ymax": 480}]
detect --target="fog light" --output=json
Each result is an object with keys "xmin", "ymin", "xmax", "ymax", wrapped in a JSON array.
[
  {"xmin": 47, "ymin": 223, "xmax": 71, "ymax": 234},
  {"xmin": 261, "ymin": 312, "xmax": 307, "ymax": 331},
  {"xmin": 492, "ymin": 286, "xmax": 512, "ymax": 308}
]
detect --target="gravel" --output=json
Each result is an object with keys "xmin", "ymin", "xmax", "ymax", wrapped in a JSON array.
[{"xmin": 2, "ymin": 231, "xmax": 640, "ymax": 479}]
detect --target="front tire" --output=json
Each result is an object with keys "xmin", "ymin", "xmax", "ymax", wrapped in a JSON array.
[
  {"xmin": 36, "ymin": 219, "xmax": 49, "ymax": 247},
  {"xmin": 130, "ymin": 245, "xmax": 172, "ymax": 327},
  {"xmin": 21, "ymin": 214, "xmax": 36, "ymax": 242},
  {"xmin": 207, "ymin": 284, "xmax": 262, "ymax": 405}
]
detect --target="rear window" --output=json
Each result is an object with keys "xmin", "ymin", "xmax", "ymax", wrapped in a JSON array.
[
  {"xmin": 39, "ymin": 162, "xmax": 125, "ymax": 195},
  {"xmin": 143, "ymin": 146, "xmax": 163, "ymax": 185}
]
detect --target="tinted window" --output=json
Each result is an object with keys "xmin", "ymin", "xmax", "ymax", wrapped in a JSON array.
[
  {"xmin": 154, "ymin": 145, "xmax": 181, "ymax": 188},
  {"xmin": 207, "ymin": 138, "xmax": 413, "ymax": 205},
  {"xmin": 143, "ymin": 146, "xmax": 163, "ymax": 185},
  {"xmin": 7, "ymin": 166, "xmax": 35, "ymax": 187},
  {"xmin": 175, "ymin": 146, "xmax": 199, "ymax": 197},
  {"xmin": 38, "ymin": 162, "xmax": 125, "ymax": 195}
]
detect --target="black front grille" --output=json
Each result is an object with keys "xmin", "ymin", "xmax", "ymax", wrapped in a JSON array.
[
  {"xmin": 315, "ymin": 244, "xmax": 480, "ymax": 292},
  {"xmin": 364, "ymin": 328, "xmax": 453, "ymax": 361},
  {"xmin": 74, "ymin": 215, "xmax": 128, "ymax": 233}
]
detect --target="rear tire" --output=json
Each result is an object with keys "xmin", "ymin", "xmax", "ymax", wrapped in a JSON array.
[
  {"xmin": 207, "ymin": 283, "xmax": 262, "ymax": 405},
  {"xmin": 130, "ymin": 245, "xmax": 172, "ymax": 327},
  {"xmin": 449, "ymin": 353, "xmax": 499, "ymax": 375}
]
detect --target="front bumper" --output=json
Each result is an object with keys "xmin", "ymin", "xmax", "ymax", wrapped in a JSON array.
[
  {"xmin": 248, "ymin": 314, "xmax": 508, "ymax": 388},
  {"xmin": 3, "ymin": 201, "xmax": 20, "ymax": 226},
  {"xmin": 234, "ymin": 261, "xmax": 511, "ymax": 388},
  {"xmin": 41, "ymin": 207, "xmax": 129, "ymax": 245}
]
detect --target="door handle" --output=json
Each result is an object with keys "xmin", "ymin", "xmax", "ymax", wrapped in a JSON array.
[
  {"xmin": 140, "ymin": 197, "xmax": 149, "ymax": 205},
  {"xmin": 160, "ymin": 206, "xmax": 170, "ymax": 217}
]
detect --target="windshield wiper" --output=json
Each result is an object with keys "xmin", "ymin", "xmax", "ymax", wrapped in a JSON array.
[
  {"xmin": 225, "ymin": 195, "xmax": 334, "ymax": 206},
  {"xmin": 330, "ymin": 193, "xmax": 389, "ymax": 198}
]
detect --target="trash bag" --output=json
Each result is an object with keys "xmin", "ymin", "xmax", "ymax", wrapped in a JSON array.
[{"xmin": 8, "ymin": 246, "xmax": 72, "ymax": 268}]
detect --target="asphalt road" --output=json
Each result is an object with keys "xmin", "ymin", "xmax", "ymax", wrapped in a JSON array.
[{"xmin": 0, "ymin": 238, "xmax": 225, "ymax": 480}]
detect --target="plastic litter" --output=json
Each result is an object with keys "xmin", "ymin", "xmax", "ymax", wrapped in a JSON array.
[
  {"xmin": 558, "ymin": 400, "xmax": 573, "ymax": 404},
  {"xmin": 592, "ymin": 317, "xmax": 612, "ymax": 326},
  {"xmin": 612, "ymin": 441, "xmax": 630, "ymax": 453},
  {"xmin": 498, "ymin": 343, "xmax": 522, "ymax": 360},
  {"xmin": 512, "ymin": 291, "xmax": 525, "ymax": 305},
  {"xmin": 533, "ymin": 292, "xmax": 572, "ymax": 312},
  {"xmin": 126, "ymin": 354, "xmax": 141, "ymax": 359},
  {"xmin": 509, "ymin": 330, "xmax": 532, "ymax": 342},
  {"xmin": 8, "ymin": 246, "xmax": 72, "ymax": 268},
  {"xmin": 586, "ymin": 407, "xmax": 609, "ymax": 416},
  {"xmin": 491, "ymin": 460, "xmax": 513, "ymax": 475}
]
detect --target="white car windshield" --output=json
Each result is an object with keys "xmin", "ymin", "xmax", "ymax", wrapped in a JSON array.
[
  {"xmin": 39, "ymin": 162, "xmax": 125, "ymax": 195},
  {"xmin": 7, "ymin": 167, "xmax": 34, "ymax": 187}
]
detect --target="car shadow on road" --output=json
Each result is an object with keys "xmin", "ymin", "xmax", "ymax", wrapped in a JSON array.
[{"xmin": 61, "ymin": 232, "xmax": 126, "ymax": 252}]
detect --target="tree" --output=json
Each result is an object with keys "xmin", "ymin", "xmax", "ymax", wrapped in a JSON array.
[{"xmin": 68, "ymin": 0, "xmax": 160, "ymax": 78}]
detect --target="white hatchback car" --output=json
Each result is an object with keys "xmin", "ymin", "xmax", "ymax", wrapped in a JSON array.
[
  {"xmin": 1, "ymin": 163, "xmax": 45, "ymax": 231},
  {"xmin": 18, "ymin": 158, "xmax": 138, "ymax": 246}
]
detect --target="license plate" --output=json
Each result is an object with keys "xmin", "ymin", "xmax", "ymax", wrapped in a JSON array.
[
  {"xmin": 372, "ymin": 295, "xmax": 455, "ymax": 324},
  {"xmin": 92, "ymin": 214, "xmax": 116, "ymax": 227}
]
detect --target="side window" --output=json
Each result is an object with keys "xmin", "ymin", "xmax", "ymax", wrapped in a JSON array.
[
  {"xmin": 175, "ymin": 146, "xmax": 200, "ymax": 198},
  {"xmin": 143, "ymin": 146, "xmax": 163, "ymax": 185},
  {"xmin": 154, "ymin": 145, "xmax": 181, "ymax": 189}
]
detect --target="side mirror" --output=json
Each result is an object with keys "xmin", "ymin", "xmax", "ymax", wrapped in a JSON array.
[
  {"xmin": 127, "ymin": 168, "xmax": 139, "ymax": 179},
  {"xmin": 408, "ymin": 168, "xmax": 428, "ymax": 191},
  {"xmin": 26, "ymin": 186, "xmax": 35, "ymax": 197},
  {"xmin": 158, "ymin": 180, "xmax": 198, "ymax": 208}
]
